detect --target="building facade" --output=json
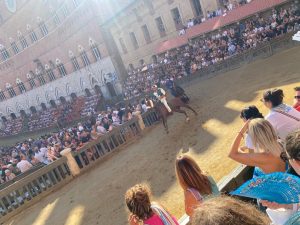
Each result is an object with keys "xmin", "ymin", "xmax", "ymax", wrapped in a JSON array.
[
  {"xmin": 0, "ymin": 0, "xmax": 126, "ymax": 119},
  {"xmin": 106, "ymin": 0, "xmax": 230, "ymax": 68}
]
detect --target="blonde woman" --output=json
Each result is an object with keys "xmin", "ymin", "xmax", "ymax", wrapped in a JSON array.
[
  {"xmin": 125, "ymin": 183, "xmax": 179, "ymax": 225},
  {"xmin": 228, "ymin": 118, "xmax": 285, "ymax": 174},
  {"xmin": 175, "ymin": 155, "xmax": 219, "ymax": 217}
]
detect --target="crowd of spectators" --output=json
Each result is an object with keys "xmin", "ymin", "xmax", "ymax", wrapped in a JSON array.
[
  {"xmin": 0, "ymin": 99, "xmax": 153, "ymax": 185},
  {"xmin": 0, "ymin": 94, "xmax": 100, "ymax": 136},
  {"xmin": 180, "ymin": 0, "xmax": 253, "ymax": 35},
  {"xmin": 123, "ymin": 4, "xmax": 300, "ymax": 100},
  {"xmin": 125, "ymin": 87, "xmax": 300, "ymax": 224}
]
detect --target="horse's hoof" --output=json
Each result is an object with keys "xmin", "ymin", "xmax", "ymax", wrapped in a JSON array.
[{"xmin": 186, "ymin": 117, "xmax": 190, "ymax": 122}]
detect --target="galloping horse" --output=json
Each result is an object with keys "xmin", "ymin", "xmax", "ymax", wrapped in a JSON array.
[{"xmin": 154, "ymin": 88, "xmax": 197, "ymax": 133}]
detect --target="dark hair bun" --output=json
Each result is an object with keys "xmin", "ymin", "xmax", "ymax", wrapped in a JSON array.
[
  {"xmin": 240, "ymin": 106, "xmax": 263, "ymax": 120},
  {"xmin": 263, "ymin": 89, "xmax": 284, "ymax": 107}
]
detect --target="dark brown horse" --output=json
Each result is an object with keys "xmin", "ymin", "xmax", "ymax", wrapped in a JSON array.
[{"xmin": 154, "ymin": 96, "xmax": 197, "ymax": 133}]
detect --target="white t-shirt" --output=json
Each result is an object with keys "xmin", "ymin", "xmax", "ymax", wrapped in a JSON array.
[
  {"xmin": 245, "ymin": 133, "xmax": 255, "ymax": 150},
  {"xmin": 35, "ymin": 147, "xmax": 49, "ymax": 164},
  {"xmin": 17, "ymin": 160, "xmax": 33, "ymax": 173},
  {"xmin": 96, "ymin": 125, "xmax": 107, "ymax": 134},
  {"xmin": 142, "ymin": 104, "xmax": 148, "ymax": 112},
  {"xmin": 266, "ymin": 104, "xmax": 300, "ymax": 140}
]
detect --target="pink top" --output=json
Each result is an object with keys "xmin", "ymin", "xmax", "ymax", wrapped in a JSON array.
[{"xmin": 144, "ymin": 214, "xmax": 179, "ymax": 225}]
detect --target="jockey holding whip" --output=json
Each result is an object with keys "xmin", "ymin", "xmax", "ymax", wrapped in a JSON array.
[{"xmin": 152, "ymin": 85, "xmax": 172, "ymax": 113}]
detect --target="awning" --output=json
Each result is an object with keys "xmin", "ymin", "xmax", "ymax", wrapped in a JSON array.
[
  {"xmin": 156, "ymin": 35, "xmax": 188, "ymax": 54},
  {"xmin": 155, "ymin": 0, "xmax": 288, "ymax": 54}
]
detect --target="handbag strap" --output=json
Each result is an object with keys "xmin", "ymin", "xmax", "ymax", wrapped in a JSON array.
[{"xmin": 273, "ymin": 109, "xmax": 300, "ymax": 122}]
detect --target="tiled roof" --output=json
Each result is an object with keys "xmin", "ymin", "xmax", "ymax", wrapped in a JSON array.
[{"xmin": 156, "ymin": 0, "xmax": 288, "ymax": 54}]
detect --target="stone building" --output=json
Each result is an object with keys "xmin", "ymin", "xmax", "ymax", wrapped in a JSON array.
[
  {"xmin": 0, "ymin": 0, "xmax": 126, "ymax": 119},
  {"xmin": 105, "ymin": 0, "xmax": 230, "ymax": 68}
]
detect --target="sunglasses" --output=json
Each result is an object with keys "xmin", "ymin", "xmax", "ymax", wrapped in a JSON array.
[
  {"xmin": 294, "ymin": 96, "xmax": 300, "ymax": 99},
  {"xmin": 280, "ymin": 152, "xmax": 292, "ymax": 161}
]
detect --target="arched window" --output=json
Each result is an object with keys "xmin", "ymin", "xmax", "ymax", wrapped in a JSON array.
[
  {"xmin": 89, "ymin": 38, "xmax": 101, "ymax": 61},
  {"xmin": 27, "ymin": 24, "xmax": 38, "ymax": 43},
  {"xmin": 152, "ymin": 55, "xmax": 157, "ymax": 63},
  {"xmin": 0, "ymin": 90, "xmax": 6, "ymax": 101},
  {"xmin": 30, "ymin": 106, "xmax": 37, "ymax": 114},
  {"xmin": 6, "ymin": 83, "xmax": 16, "ymax": 97},
  {"xmin": 27, "ymin": 72, "xmax": 36, "ymax": 89},
  {"xmin": 0, "ymin": 44, "xmax": 10, "ymax": 61},
  {"xmin": 69, "ymin": 51, "xmax": 80, "ymax": 71},
  {"xmin": 38, "ymin": 17, "xmax": 48, "ymax": 37},
  {"xmin": 10, "ymin": 113, "xmax": 17, "ymax": 120},
  {"xmin": 85, "ymin": 88, "xmax": 92, "ymax": 97},
  {"xmin": 10, "ymin": 38, "xmax": 19, "ymax": 54},
  {"xmin": 94, "ymin": 85, "xmax": 103, "ymax": 96},
  {"xmin": 71, "ymin": 93, "xmax": 77, "ymax": 100},
  {"xmin": 36, "ymin": 69, "xmax": 46, "ymax": 85},
  {"xmin": 62, "ymin": 4, "xmax": 69, "ymax": 17},
  {"xmin": 53, "ymin": 13, "xmax": 60, "ymax": 25},
  {"xmin": 45, "ymin": 64, "xmax": 56, "ymax": 81},
  {"xmin": 41, "ymin": 103, "xmax": 47, "ymax": 111},
  {"xmin": 20, "ymin": 110, "xmax": 27, "ymax": 117},
  {"xmin": 59, "ymin": 96, "xmax": 67, "ymax": 104},
  {"xmin": 139, "ymin": 59, "xmax": 144, "ymax": 66},
  {"xmin": 18, "ymin": 31, "xmax": 28, "ymax": 49},
  {"xmin": 49, "ymin": 100, "xmax": 57, "ymax": 108},
  {"xmin": 129, "ymin": 64, "xmax": 134, "ymax": 71},
  {"xmin": 73, "ymin": 0, "xmax": 79, "ymax": 7},
  {"xmin": 78, "ymin": 45, "xmax": 90, "ymax": 66},
  {"xmin": 16, "ymin": 78, "xmax": 26, "ymax": 93},
  {"xmin": 56, "ymin": 59, "xmax": 67, "ymax": 76}
]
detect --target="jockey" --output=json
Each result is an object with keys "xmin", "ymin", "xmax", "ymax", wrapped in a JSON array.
[
  {"xmin": 165, "ymin": 77, "xmax": 177, "ymax": 97},
  {"xmin": 152, "ymin": 85, "xmax": 172, "ymax": 113}
]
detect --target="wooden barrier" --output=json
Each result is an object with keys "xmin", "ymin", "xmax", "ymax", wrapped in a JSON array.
[
  {"xmin": 0, "ymin": 158, "xmax": 71, "ymax": 222},
  {"xmin": 142, "ymin": 109, "xmax": 159, "ymax": 127},
  {"xmin": 72, "ymin": 117, "xmax": 142, "ymax": 172}
]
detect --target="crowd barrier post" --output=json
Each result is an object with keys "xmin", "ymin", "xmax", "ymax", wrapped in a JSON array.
[
  {"xmin": 60, "ymin": 148, "xmax": 81, "ymax": 177},
  {"xmin": 136, "ymin": 114, "xmax": 146, "ymax": 131}
]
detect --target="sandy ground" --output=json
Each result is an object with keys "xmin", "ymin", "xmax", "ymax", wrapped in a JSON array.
[{"xmin": 5, "ymin": 46, "xmax": 300, "ymax": 225}]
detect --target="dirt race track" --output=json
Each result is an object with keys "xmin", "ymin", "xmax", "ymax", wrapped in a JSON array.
[{"xmin": 5, "ymin": 46, "xmax": 300, "ymax": 225}]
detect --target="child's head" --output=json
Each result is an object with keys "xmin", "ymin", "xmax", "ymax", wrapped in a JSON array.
[{"xmin": 125, "ymin": 183, "xmax": 153, "ymax": 221}]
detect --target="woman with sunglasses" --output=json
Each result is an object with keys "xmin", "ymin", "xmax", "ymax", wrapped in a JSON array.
[
  {"xmin": 261, "ymin": 89, "xmax": 300, "ymax": 140},
  {"xmin": 293, "ymin": 87, "xmax": 300, "ymax": 112}
]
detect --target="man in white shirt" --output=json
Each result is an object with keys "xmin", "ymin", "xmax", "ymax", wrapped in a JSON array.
[
  {"xmin": 17, "ymin": 155, "xmax": 33, "ymax": 173},
  {"xmin": 152, "ymin": 85, "xmax": 172, "ymax": 113}
]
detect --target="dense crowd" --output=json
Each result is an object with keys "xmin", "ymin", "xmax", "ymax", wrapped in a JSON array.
[
  {"xmin": 1, "ymin": 3, "xmax": 300, "ymax": 224},
  {"xmin": 125, "ymin": 87, "xmax": 300, "ymax": 225},
  {"xmin": 123, "ymin": 4, "xmax": 300, "ymax": 100},
  {"xmin": 0, "ymin": 101, "xmax": 153, "ymax": 184},
  {"xmin": 180, "ymin": 0, "xmax": 253, "ymax": 35}
]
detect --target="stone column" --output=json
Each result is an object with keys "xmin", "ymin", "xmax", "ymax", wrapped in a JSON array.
[{"xmin": 60, "ymin": 148, "xmax": 80, "ymax": 177}]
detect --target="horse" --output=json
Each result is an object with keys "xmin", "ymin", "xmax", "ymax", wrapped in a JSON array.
[{"xmin": 154, "ymin": 89, "xmax": 197, "ymax": 133}]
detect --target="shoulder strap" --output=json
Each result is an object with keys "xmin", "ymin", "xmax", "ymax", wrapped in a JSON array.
[
  {"xmin": 273, "ymin": 109, "xmax": 300, "ymax": 122},
  {"xmin": 187, "ymin": 188, "xmax": 203, "ymax": 201},
  {"xmin": 150, "ymin": 203, "xmax": 177, "ymax": 225}
]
